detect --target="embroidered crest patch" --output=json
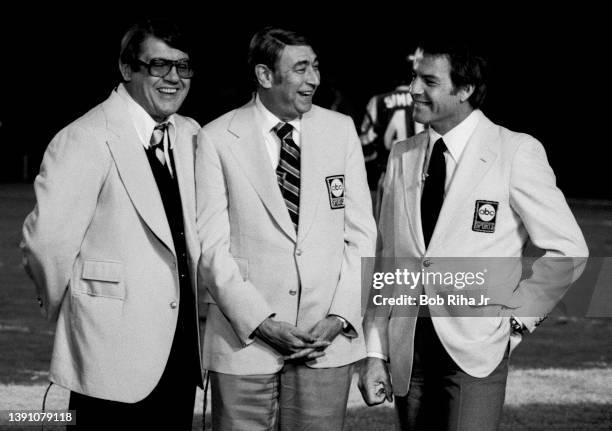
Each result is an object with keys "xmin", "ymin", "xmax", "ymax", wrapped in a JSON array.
[
  {"xmin": 325, "ymin": 175, "xmax": 345, "ymax": 209},
  {"xmin": 472, "ymin": 200, "xmax": 499, "ymax": 233}
]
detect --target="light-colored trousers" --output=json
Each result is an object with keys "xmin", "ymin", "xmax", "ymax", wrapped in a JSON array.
[{"xmin": 210, "ymin": 362, "xmax": 354, "ymax": 431}]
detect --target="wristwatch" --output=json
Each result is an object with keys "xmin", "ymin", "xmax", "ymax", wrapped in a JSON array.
[{"xmin": 510, "ymin": 316, "xmax": 525, "ymax": 335}]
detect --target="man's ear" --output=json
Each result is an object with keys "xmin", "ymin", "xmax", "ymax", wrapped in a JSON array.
[
  {"xmin": 458, "ymin": 84, "xmax": 475, "ymax": 103},
  {"xmin": 254, "ymin": 64, "xmax": 274, "ymax": 89},
  {"xmin": 119, "ymin": 61, "xmax": 132, "ymax": 82}
]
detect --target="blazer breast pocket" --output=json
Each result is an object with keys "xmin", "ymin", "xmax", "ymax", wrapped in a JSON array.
[{"xmin": 74, "ymin": 259, "xmax": 125, "ymax": 300}]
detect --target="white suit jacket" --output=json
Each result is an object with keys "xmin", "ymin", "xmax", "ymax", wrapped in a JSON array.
[
  {"xmin": 364, "ymin": 113, "xmax": 588, "ymax": 396},
  {"xmin": 21, "ymin": 89, "xmax": 202, "ymax": 402},
  {"xmin": 196, "ymin": 101, "xmax": 377, "ymax": 375}
]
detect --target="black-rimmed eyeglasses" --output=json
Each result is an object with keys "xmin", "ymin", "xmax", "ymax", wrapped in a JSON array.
[{"xmin": 136, "ymin": 58, "xmax": 194, "ymax": 79}]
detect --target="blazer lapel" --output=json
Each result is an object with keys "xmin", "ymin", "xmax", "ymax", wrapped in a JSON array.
[
  {"xmin": 227, "ymin": 103, "xmax": 297, "ymax": 242},
  {"xmin": 297, "ymin": 109, "xmax": 324, "ymax": 241},
  {"xmin": 103, "ymin": 91, "xmax": 176, "ymax": 256},
  {"xmin": 402, "ymin": 133, "xmax": 429, "ymax": 255},
  {"xmin": 429, "ymin": 115, "xmax": 498, "ymax": 249}
]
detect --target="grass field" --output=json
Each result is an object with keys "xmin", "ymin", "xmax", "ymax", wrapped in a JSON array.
[{"xmin": 1, "ymin": 183, "xmax": 611, "ymax": 430}]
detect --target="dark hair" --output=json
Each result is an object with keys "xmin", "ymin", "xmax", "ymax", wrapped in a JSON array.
[
  {"xmin": 119, "ymin": 18, "xmax": 192, "ymax": 70},
  {"xmin": 247, "ymin": 27, "xmax": 311, "ymax": 83},
  {"xmin": 393, "ymin": 53, "xmax": 415, "ymax": 87},
  {"xmin": 417, "ymin": 40, "xmax": 487, "ymax": 108}
]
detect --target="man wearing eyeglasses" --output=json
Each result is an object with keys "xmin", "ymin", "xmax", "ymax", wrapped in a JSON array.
[{"xmin": 21, "ymin": 18, "xmax": 202, "ymax": 430}]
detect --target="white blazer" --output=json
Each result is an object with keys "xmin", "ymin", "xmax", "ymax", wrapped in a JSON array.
[
  {"xmin": 196, "ymin": 101, "xmax": 377, "ymax": 375},
  {"xmin": 21, "ymin": 90, "xmax": 203, "ymax": 402},
  {"xmin": 364, "ymin": 113, "xmax": 588, "ymax": 396}
]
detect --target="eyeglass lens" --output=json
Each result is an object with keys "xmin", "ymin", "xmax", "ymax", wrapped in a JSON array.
[{"xmin": 147, "ymin": 59, "xmax": 193, "ymax": 78}]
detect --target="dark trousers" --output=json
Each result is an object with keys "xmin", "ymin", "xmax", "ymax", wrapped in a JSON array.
[
  {"xmin": 68, "ymin": 364, "xmax": 196, "ymax": 430},
  {"xmin": 68, "ymin": 325, "xmax": 199, "ymax": 430},
  {"xmin": 395, "ymin": 317, "xmax": 508, "ymax": 431}
]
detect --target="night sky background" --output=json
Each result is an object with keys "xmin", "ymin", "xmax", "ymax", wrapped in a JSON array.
[{"xmin": 1, "ymin": 5, "xmax": 607, "ymax": 199}]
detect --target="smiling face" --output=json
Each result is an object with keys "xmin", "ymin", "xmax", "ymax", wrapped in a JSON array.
[
  {"xmin": 258, "ymin": 44, "xmax": 320, "ymax": 121},
  {"xmin": 409, "ymin": 54, "xmax": 473, "ymax": 135},
  {"xmin": 121, "ymin": 36, "xmax": 191, "ymax": 122}
]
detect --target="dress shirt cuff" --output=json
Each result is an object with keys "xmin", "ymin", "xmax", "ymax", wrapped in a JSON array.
[
  {"xmin": 329, "ymin": 314, "xmax": 348, "ymax": 329},
  {"xmin": 248, "ymin": 313, "xmax": 276, "ymax": 340},
  {"xmin": 367, "ymin": 352, "xmax": 389, "ymax": 362}
]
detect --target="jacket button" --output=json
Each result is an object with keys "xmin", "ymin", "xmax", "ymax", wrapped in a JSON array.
[
  {"xmin": 170, "ymin": 301, "xmax": 178, "ymax": 309},
  {"xmin": 295, "ymin": 249, "xmax": 302, "ymax": 256},
  {"xmin": 423, "ymin": 259, "xmax": 431, "ymax": 267},
  {"xmin": 289, "ymin": 290, "xmax": 297, "ymax": 296}
]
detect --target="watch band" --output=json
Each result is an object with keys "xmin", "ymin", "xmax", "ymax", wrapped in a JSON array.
[{"xmin": 510, "ymin": 316, "xmax": 525, "ymax": 334}]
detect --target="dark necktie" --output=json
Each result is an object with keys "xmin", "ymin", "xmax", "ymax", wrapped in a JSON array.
[
  {"xmin": 421, "ymin": 137, "xmax": 447, "ymax": 248},
  {"xmin": 149, "ymin": 122, "xmax": 173, "ymax": 176},
  {"xmin": 274, "ymin": 122, "xmax": 300, "ymax": 230}
]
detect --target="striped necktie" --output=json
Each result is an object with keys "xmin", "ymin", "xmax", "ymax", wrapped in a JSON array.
[
  {"xmin": 149, "ymin": 122, "xmax": 173, "ymax": 177},
  {"xmin": 274, "ymin": 122, "xmax": 300, "ymax": 230}
]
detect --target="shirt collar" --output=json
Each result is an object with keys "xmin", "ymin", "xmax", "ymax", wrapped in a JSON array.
[
  {"xmin": 429, "ymin": 109, "xmax": 482, "ymax": 163},
  {"xmin": 116, "ymin": 84, "xmax": 176, "ymax": 149},
  {"xmin": 255, "ymin": 94, "xmax": 301, "ymax": 135}
]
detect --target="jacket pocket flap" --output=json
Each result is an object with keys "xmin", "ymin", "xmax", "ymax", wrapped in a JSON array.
[{"xmin": 82, "ymin": 260, "xmax": 122, "ymax": 283}]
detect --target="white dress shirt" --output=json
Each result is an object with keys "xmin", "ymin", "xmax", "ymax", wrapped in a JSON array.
[
  {"xmin": 116, "ymin": 84, "xmax": 177, "ymax": 177},
  {"xmin": 424, "ymin": 109, "xmax": 483, "ymax": 196},
  {"xmin": 254, "ymin": 94, "xmax": 301, "ymax": 171}
]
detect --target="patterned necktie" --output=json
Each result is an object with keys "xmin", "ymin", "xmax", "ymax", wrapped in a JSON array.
[
  {"xmin": 274, "ymin": 122, "xmax": 300, "ymax": 230},
  {"xmin": 421, "ymin": 137, "xmax": 447, "ymax": 248},
  {"xmin": 149, "ymin": 122, "xmax": 173, "ymax": 177}
]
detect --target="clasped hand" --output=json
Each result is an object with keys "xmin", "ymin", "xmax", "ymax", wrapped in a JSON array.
[{"xmin": 254, "ymin": 316, "xmax": 344, "ymax": 361}]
